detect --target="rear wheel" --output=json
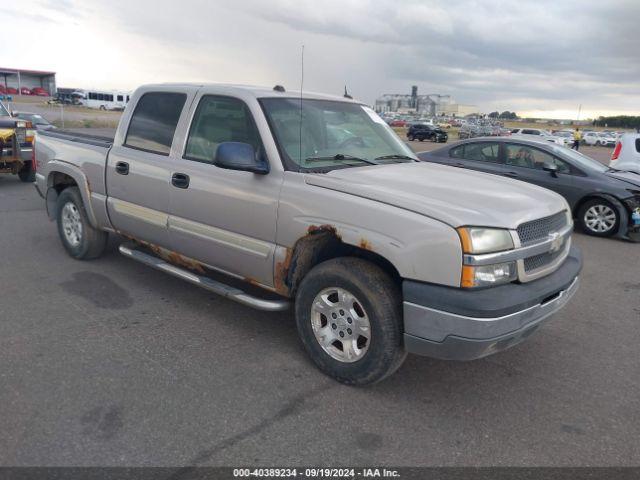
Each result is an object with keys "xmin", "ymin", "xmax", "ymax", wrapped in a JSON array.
[
  {"xmin": 18, "ymin": 162, "xmax": 35, "ymax": 182},
  {"xmin": 56, "ymin": 187, "xmax": 108, "ymax": 259},
  {"xmin": 295, "ymin": 257, "xmax": 406, "ymax": 385},
  {"xmin": 578, "ymin": 198, "xmax": 620, "ymax": 237}
]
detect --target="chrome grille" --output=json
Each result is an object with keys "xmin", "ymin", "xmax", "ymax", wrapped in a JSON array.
[
  {"xmin": 524, "ymin": 248, "xmax": 565, "ymax": 272},
  {"xmin": 517, "ymin": 211, "xmax": 567, "ymax": 246}
]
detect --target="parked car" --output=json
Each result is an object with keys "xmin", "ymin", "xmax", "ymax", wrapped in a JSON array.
[
  {"xmin": 389, "ymin": 119, "xmax": 407, "ymax": 127},
  {"xmin": 418, "ymin": 138, "xmax": 640, "ymax": 239},
  {"xmin": 610, "ymin": 133, "xmax": 640, "ymax": 175},
  {"xmin": 511, "ymin": 128, "xmax": 563, "ymax": 146},
  {"xmin": 0, "ymin": 101, "xmax": 35, "ymax": 182},
  {"xmin": 583, "ymin": 132, "xmax": 616, "ymax": 147},
  {"xmin": 458, "ymin": 125, "xmax": 482, "ymax": 139},
  {"xmin": 31, "ymin": 87, "xmax": 49, "ymax": 97},
  {"xmin": 13, "ymin": 112, "xmax": 55, "ymax": 131},
  {"xmin": 406, "ymin": 123, "xmax": 448, "ymax": 142},
  {"xmin": 19, "ymin": 87, "xmax": 32, "ymax": 95},
  {"xmin": 551, "ymin": 131, "xmax": 574, "ymax": 147},
  {"xmin": 5, "ymin": 87, "xmax": 18, "ymax": 95},
  {"xmin": 34, "ymin": 83, "xmax": 581, "ymax": 384}
]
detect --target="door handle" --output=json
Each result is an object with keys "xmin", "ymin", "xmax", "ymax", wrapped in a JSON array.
[
  {"xmin": 503, "ymin": 171, "xmax": 519, "ymax": 178},
  {"xmin": 115, "ymin": 161, "xmax": 129, "ymax": 175},
  {"xmin": 455, "ymin": 162, "xmax": 465, "ymax": 167},
  {"xmin": 171, "ymin": 172, "xmax": 190, "ymax": 189}
]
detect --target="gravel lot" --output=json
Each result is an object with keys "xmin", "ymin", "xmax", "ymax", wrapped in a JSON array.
[{"xmin": 0, "ymin": 145, "xmax": 638, "ymax": 467}]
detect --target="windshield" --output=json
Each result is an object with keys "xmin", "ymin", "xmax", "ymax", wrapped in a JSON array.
[
  {"xmin": 553, "ymin": 146, "xmax": 608, "ymax": 172},
  {"xmin": 0, "ymin": 102, "xmax": 10, "ymax": 117},
  {"xmin": 260, "ymin": 98, "xmax": 417, "ymax": 171}
]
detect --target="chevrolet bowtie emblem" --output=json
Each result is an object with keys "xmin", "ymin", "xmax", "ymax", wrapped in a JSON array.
[{"xmin": 548, "ymin": 232, "xmax": 563, "ymax": 253}]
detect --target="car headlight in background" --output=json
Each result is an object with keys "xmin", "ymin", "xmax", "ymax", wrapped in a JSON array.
[
  {"xmin": 457, "ymin": 227, "xmax": 514, "ymax": 254},
  {"xmin": 458, "ymin": 227, "xmax": 517, "ymax": 288}
]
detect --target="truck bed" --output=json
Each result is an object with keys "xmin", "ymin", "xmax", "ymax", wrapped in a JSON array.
[{"xmin": 38, "ymin": 129, "xmax": 114, "ymax": 148}]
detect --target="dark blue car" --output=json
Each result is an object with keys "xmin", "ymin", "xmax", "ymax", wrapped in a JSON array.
[{"xmin": 418, "ymin": 138, "xmax": 640, "ymax": 239}]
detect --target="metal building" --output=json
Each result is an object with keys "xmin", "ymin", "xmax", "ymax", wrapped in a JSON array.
[{"xmin": 0, "ymin": 67, "xmax": 56, "ymax": 96}]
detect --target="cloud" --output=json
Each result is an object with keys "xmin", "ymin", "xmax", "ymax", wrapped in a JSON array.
[{"xmin": 1, "ymin": 0, "xmax": 638, "ymax": 117}]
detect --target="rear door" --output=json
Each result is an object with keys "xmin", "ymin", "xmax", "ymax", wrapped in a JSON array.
[
  {"xmin": 447, "ymin": 141, "xmax": 506, "ymax": 175},
  {"xmin": 106, "ymin": 89, "xmax": 193, "ymax": 248},
  {"xmin": 165, "ymin": 93, "xmax": 283, "ymax": 286}
]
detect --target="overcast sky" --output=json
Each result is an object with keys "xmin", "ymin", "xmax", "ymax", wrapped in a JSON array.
[{"xmin": 2, "ymin": 0, "xmax": 639, "ymax": 118}]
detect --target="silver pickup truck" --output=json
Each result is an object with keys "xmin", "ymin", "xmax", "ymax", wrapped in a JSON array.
[{"xmin": 34, "ymin": 83, "xmax": 582, "ymax": 384}]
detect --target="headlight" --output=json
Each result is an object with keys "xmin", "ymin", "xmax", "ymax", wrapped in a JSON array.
[
  {"xmin": 461, "ymin": 262, "xmax": 518, "ymax": 288},
  {"xmin": 457, "ymin": 227, "xmax": 514, "ymax": 254},
  {"xmin": 458, "ymin": 227, "xmax": 517, "ymax": 288},
  {"xmin": 17, "ymin": 121, "xmax": 26, "ymax": 128}
]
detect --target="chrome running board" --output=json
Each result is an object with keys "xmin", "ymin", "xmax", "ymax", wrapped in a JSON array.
[{"xmin": 119, "ymin": 243, "xmax": 290, "ymax": 312}]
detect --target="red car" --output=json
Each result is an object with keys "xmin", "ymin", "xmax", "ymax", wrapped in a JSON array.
[
  {"xmin": 31, "ymin": 87, "xmax": 49, "ymax": 96},
  {"xmin": 20, "ymin": 87, "xmax": 32, "ymax": 95},
  {"xmin": 6, "ymin": 87, "xmax": 17, "ymax": 95},
  {"xmin": 389, "ymin": 119, "xmax": 407, "ymax": 127}
]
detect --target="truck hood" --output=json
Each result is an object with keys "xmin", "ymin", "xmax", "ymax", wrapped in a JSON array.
[{"xmin": 305, "ymin": 162, "xmax": 568, "ymax": 229}]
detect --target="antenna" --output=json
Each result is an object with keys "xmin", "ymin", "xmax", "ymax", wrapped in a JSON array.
[
  {"xmin": 344, "ymin": 85, "xmax": 352, "ymax": 99},
  {"xmin": 299, "ymin": 45, "xmax": 304, "ymax": 172}
]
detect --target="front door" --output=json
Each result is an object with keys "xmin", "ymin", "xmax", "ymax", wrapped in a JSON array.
[
  {"xmin": 106, "ymin": 90, "xmax": 190, "ymax": 248},
  {"xmin": 166, "ymin": 94, "xmax": 282, "ymax": 287},
  {"xmin": 502, "ymin": 143, "xmax": 576, "ymax": 196}
]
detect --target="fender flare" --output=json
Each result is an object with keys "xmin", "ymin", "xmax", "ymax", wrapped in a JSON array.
[{"xmin": 45, "ymin": 160, "xmax": 98, "ymax": 228}]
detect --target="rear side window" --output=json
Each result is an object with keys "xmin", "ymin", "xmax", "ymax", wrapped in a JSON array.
[
  {"xmin": 522, "ymin": 129, "xmax": 540, "ymax": 135},
  {"xmin": 452, "ymin": 142, "xmax": 500, "ymax": 163},
  {"xmin": 184, "ymin": 95, "xmax": 263, "ymax": 164},
  {"xmin": 636, "ymin": 139, "xmax": 640, "ymax": 153},
  {"xmin": 125, "ymin": 92, "xmax": 187, "ymax": 155},
  {"xmin": 450, "ymin": 145, "xmax": 465, "ymax": 158}
]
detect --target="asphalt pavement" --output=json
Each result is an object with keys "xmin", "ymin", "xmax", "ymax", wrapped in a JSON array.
[{"xmin": 0, "ymin": 147, "xmax": 638, "ymax": 466}]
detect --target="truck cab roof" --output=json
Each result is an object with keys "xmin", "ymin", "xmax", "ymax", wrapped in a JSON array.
[{"xmin": 137, "ymin": 83, "xmax": 360, "ymax": 104}]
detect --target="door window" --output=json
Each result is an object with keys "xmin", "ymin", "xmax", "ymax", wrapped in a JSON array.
[
  {"xmin": 184, "ymin": 95, "xmax": 263, "ymax": 164},
  {"xmin": 124, "ymin": 92, "xmax": 187, "ymax": 155},
  {"xmin": 505, "ymin": 144, "xmax": 570, "ymax": 173}
]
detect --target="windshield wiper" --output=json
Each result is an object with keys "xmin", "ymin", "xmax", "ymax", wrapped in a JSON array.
[
  {"xmin": 374, "ymin": 154, "xmax": 416, "ymax": 162},
  {"xmin": 304, "ymin": 153, "xmax": 378, "ymax": 165}
]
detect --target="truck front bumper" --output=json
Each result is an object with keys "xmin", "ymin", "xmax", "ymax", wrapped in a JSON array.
[{"xmin": 403, "ymin": 246, "xmax": 582, "ymax": 361}]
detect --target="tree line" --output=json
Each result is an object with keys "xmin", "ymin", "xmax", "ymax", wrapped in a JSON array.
[
  {"xmin": 487, "ymin": 111, "xmax": 519, "ymax": 119},
  {"xmin": 593, "ymin": 116, "xmax": 640, "ymax": 129}
]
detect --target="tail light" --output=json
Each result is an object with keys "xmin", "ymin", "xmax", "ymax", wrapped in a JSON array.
[{"xmin": 611, "ymin": 142, "xmax": 622, "ymax": 161}]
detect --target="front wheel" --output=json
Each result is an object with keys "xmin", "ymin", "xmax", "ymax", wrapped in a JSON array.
[
  {"xmin": 407, "ymin": 134, "xmax": 414, "ymax": 141},
  {"xmin": 295, "ymin": 257, "xmax": 406, "ymax": 385},
  {"xmin": 577, "ymin": 198, "xmax": 620, "ymax": 237},
  {"xmin": 56, "ymin": 187, "xmax": 108, "ymax": 259}
]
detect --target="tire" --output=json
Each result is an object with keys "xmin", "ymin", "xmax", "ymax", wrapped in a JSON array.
[
  {"xmin": 56, "ymin": 187, "xmax": 108, "ymax": 259},
  {"xmin": 407, "ymin": 134, "xmax": 414, "ymax": 141},
  {"xmin": 577, "ymin": 198, "xmax": 620, "ymax": 237},
  {"xmin": 99, "ymin": 105, "xmax": 106, "ymax": 111},
  {"xmin": 295, "ymin": 257, "xmax": 406, "ymax": 385},
  {"xmin": 418, "ymin": 136, "xmax": 424, "ymax": 142},
  {"xmin": 18, "ymin": 162, "xmax": 35, "ymax": 182}
]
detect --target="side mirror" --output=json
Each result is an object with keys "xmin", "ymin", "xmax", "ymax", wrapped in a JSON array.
[
  {"xmin": 214, "ymin": 142, "xmax": 269, "ymax": 175},
  {"xmin": 543, "ymin": 162, "xmax": 559, "ymax": 177}
]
